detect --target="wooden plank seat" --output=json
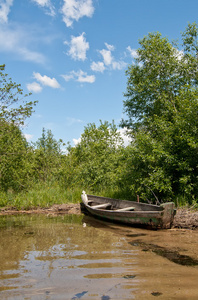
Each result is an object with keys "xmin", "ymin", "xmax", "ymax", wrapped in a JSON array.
[
  {"xmin": 91, "ymin": 203, "xmax": 111, "ymax": 209},
  {"xmin": 115, "ymin": 207, "xmax": 135, "ymax": 212},
  {"xmin": 87, "ymin": 200, "xmax": 93, "ymax": 204}
]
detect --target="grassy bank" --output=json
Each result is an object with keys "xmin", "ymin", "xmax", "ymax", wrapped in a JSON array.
[
  {"xmin": 0, "ymin": 183, "xmax": 83, "ymax": 210},
  {"xmin": 0, "ymin": 180, "xmax": 128, "ymax": 211},
  {"xmin": 0, "ymin": 182, "xmax": 194, "ymax": 211}
]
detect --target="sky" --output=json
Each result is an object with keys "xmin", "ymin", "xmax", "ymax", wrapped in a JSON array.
[{"xmin": 0, "ymin": 0, "xmax": 198, "ymax": 147}]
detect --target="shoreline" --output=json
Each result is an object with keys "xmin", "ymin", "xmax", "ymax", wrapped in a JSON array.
[
  {"xmin": 0, "ymin": 203, "xmax": 81, "ymax": 216},
  {"xmin": 1, "ymin": 204, "xmax": 198, "ymax": 230}
]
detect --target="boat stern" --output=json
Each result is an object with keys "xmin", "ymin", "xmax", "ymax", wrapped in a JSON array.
[{"xmin": 160, "ymin": 202, "xmax": 176, "ymax": 229}]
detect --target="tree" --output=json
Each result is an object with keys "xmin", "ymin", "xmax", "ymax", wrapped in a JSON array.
[
  {"xmin": 0, "ymin": 65, "xmax": 37, "ymax": 192},
  {"xmin": 65, "ymin": 121, "xmax": 124, "ymax": 193},
  {"xmin": 120, "ymin": 23, "xmax": 198, "ymax": 203},
  {"xmin": 0, "ymin": 64, "xmax": 37, "ymax": 125},
  {"xmin": 0, "ymin": 120, "xmax": 31, "ymax": 192},
  {"xmin": 33, "ymin": 128, "xmax": 65, "ymax": 182},
  {"xmin": 121, "ymin": 23, "xmax": 198, "ymax": 130}
]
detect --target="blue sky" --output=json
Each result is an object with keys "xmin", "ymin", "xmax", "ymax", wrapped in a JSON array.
[{"xmin": 0, "ymin": 0, "xmax": 198, "ymax": 147}]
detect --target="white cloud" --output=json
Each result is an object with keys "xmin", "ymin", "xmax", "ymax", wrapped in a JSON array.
[
  {"xmin": 0, "ymin": 26, "xmax": 20, "ymax": 49},
  {"xmin": 31, "ymin": 0, "xmax": 55, "ymax": 16},
  {"xmin": 73, "ymin": 137, "xmax": 81, "ymax": 145},
  {"xmin": 174, "ymin": 48, "xmax": 184, "ymax": 61},
  {"xmin": 33, "ymin": 0, "xmax": 48, "ymax": 4},
  {"xmin": 65, "ymin": 32, "xmax": 89, "ymax": 61},
  {"xmin": 0, "ymin": 1, "xmax": 58, "ymax": 64},
  {"xmin": 0, "ymin": 26, "xmax": 46, "ymax": 63},
  {"xmin": 77, "ymin": 70, "xmax": 95, "ymax": 83},
  {"xmin": 105, "ymin": 43, "xmax": 115, "ymax": 51},
  {"xmin": 91, "ymin": 43, "xmax": 126, "ymax": 72},
  {"xmin": 99, "ymin": 48, "xmax": 113, "ymax": 66},
  {"xmin": 118, "ymin": 127, "xmax": 132, "ymax": 147},
  {"xmin": 24, "ymin": 133, "xmax": 33, "ymax": 141},
  {"xmin": 61, "ymin": 0, "xmax": 94, "ymax": 27},
  {"xmin": 62, "ymin": 70, "xmax": 95, "ymax": 83},
  {"xmin": 66, "ymin": 117, "xmax": 83, "ymax": 126},
  {"xmin": 33, "ymin": 72, "xmax": 61, "ymax": 88},
  {"xmin": 0, "ymin": 0, "xmax": 13, "ymax": 23},
  {"xmin": 19, "ymin": 47, "xmax": 45, "ymax": 63},
  {"xmin": 99, "ymin": 43, "xmax": 116, "ymax": 66},
  {"xmin": 61, "ymin": 73, "xmax": 75, "ymax": 82},
  {"xmin": 112, "ymin": 60, "xmax": 127, "ymax": 70},
  {"xmin": 127, "ymin": 46, "xmax": 138, "ymax": 59},
  {"xmin": 90, "ymin": 61, "xmax": 105, "ymax": 72},
  {"xmin": 27, "ymin": 82, "xmax": 43, "ymax": 93}
]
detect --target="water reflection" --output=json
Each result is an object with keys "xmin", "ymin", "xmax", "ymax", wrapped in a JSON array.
[
  {"xmin": 1, "ymin": 214, "xmax": 198, "ymax": 299},
  {"xmin": 0, "ymin": 215, "xmax": 137, "ymax": 299}
]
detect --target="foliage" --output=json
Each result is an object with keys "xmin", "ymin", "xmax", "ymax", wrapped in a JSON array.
[
  {"xmin": 64, "ymin": 120, "xmax": 125, "ymax": 194},
  {"xmin": 120, "ymin": 23, "xmax": 198, "ymax": 203},
  {"xmin": 0, "ymin": 120, "xmax": 32, "ymax": 192},
  {"xmin": 32, "ymin": 128, "xmax": 65, "ymax": 182},
  {"xmin": 122, "ymin": 27, "xmax": 198, "ymax": 129},
  {"xmin": 0, "ymin": 64, "xmax": 38, "ymax": 193},
  {"xmin": 0, "ymin": 120, "xmax": 126, "ymax": 208},
  {"xmin": 0, "ymin": 64, "xmax": 37, "ymax": 125}
]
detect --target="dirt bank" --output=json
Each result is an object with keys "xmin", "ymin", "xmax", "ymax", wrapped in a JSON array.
[
  {"xmin": 172, "ymin": 207, "xmax": 198, "ymax": 230},
  {"xmin": 0, "ymin": 203, "xmax": 81, "ymax": 216},
  {"xmin": 0, "ymin": 204, "xmax": 198, "ymax": 230}
]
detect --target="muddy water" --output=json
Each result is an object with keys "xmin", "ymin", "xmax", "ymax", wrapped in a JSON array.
[{"xmin": 0, "ymin": 215, "xmax": 198, "ymax": 300}]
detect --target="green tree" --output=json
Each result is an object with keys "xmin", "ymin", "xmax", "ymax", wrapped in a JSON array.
[
  {"xmin": 65, "ymin": 121, "xmax": 124, "ymax": 194},
  {"xmin": 0, "ymin": 65, "xmax": 37, "ymax": 192},
  {"xmin": 0, "ymin": 120, "xmax": 32, "ymax": 192},
  {"xmin": 121, "ymin": 23, "xmax": 198, "ymax": 130},
  {"xmin": 33, "ymin": 128, "xmax": 65, "ymax": 182},
  {"xmin": 0, "ymin": 64, "xmax": 37, "ymax": 125},
  {"xmin": 121, "ymin": 23, "xmax": 198, "ymax": 203}
]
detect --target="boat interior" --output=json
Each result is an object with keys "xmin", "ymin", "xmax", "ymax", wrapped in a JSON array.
[
  {"xmin": 87, "ymin": 200, "xmax": 135, "ymax": 211},
  {"xmin": 85, "ymin": 194, "xmax": 164, "ymax": 212}
]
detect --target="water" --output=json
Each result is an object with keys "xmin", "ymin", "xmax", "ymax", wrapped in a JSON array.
[{"xmin": 0, "ymin": 214, "xmax": 198, "ymax": 299}]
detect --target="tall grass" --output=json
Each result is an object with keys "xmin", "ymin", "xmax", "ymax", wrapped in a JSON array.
[
  {"xmin": 175, "ymin": 195, "xmax": 192, "ymax": 208},
  {"xmin": 0, "ymin": 183, "xmax": 83, "ymax": 210},
  {"xmin": 0, "ymin": 182, "xmax": 194, "ymax": 211}
]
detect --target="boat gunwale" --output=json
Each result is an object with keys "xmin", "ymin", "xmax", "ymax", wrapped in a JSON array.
[
  {"xmin": 87, "ymin": 194, "xmax": 162, "ymax": 209},
  {"xmin": 87, "ymin": 207, "xmax": 163, "ymax": 214},
  {"xmin": 85, "ymin": 194, "xmax": 166, "ymax": 213}
]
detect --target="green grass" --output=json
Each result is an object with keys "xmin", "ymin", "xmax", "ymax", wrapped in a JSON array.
[
  {"xmin": 0, "ymin": 183, "xmax": 83, "ymax": 210},
  {"xmin": 1, "ymin": 183, "xmax": 197, "ymax": 211}
]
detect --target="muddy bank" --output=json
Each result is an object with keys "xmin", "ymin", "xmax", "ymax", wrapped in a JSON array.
[
  {"xmin": 0, "ymin": 203, "xmax": 81, "ymax": 216},
  {"xmin": 172, "ymin": 207, "xmax": 198, "ymax": 230},
  {"xmin": 0, "ymin": 204, "xmax": 198, "ymax": 230}
]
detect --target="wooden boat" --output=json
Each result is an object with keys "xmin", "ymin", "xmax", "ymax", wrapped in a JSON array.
[{"xmin": 81, "ymin": 191, "xmax": 176, "ymax": 229}]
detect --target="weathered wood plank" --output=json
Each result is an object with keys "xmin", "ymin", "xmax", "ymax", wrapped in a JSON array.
[
  {"xmin": 115, "ymin": 207, "xmax": 135, "ymax": 212},
  {"xmin": 92, "ymin": 203, "xmax": 111, "ymax": 209}
]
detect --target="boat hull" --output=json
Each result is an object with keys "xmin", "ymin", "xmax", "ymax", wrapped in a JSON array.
[{"xmin": 81, "ymin": 192, "xmax": 175, "ymax": 229}]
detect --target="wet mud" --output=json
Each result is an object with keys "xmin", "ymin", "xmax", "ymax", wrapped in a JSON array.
[
  {"xmin": 130, "ymin": 240, "xmax": 198, "ymax": 266},
  {"xmin": 0, "ymin": 203, "xmax": 81, "ymax": 216}
]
